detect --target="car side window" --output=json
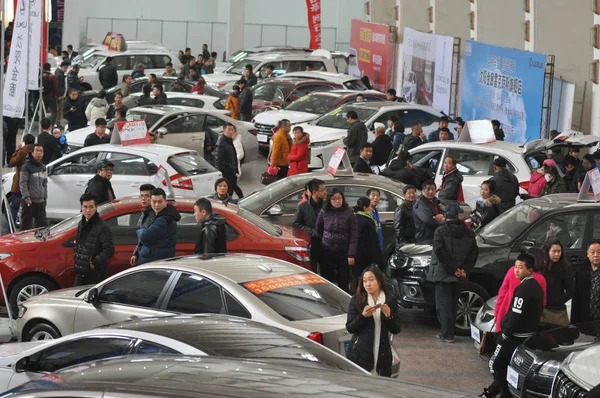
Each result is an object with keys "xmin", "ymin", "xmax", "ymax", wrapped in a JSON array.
[
  {"xmin": 224, "ymin": 291, "xmax": 251, "ymax": 318},
  {"xmin": 411, "ymin": 149, "xmax": 444, "ymax": 176},
  {"xmin": 51, "ymin": 152, "xmax": 100, "ymax": 175},
  {"xmin": 112, "ymin": 56, "xmax": 129, "ymax": 71},
  {"xmin": 136, "ymin": 341, "xmax": 178, "ymax": 355},
  {"xmin": 274, "ymin": 189, "xmax": 305, "ymax": 215},
  {"xmin": 205, "ymin": 115, "xmax": 226, "ymax": 129},
  {"xmin": 165, "ymin": 273, "xmax": 225, "ymax": 314},
  {"xmin": 169, "ymin": 98, "xmax": 205, "ymax": 108},
  {"xmin": 104, "ymin": 212, "xmax": 142, "ymax": 245},
  {"xmin": 131, "ymin": 55, "xmax": 152, "ymax": 69},
  {"xmin": 523, "ymin": 213, "xmax": 587, "ymax": 249},
  {"xmin": 256, "ymin": 61, "xmax": 285, "ymax": 77},
  {"xmin": 152, "ymin": 55, "xmax": 170, "ymax": 69},
  {"xmin": 446, "ymin": 149, "xmax": 494, "ymax": 176},
  {"xmin": 31, "ymin": 338, "xmax": 132, "ymax": 373},
  {"xmin": 162, "ymin": 115, "xmax": 205, "ymax": 134},
  {"xmin": 341, "ymin": 186, "xmax": 392, "ymax": 212},
  {"xmin": 98, "ymin": 270, "xmax": 173, "ymax": 308},
  {"xmin": 103, "ymin": 152, "xmax": 154, "ymax": 176},
  {"xmin": 401, "ymin": 110, "xmax": 438, "ymax": 128}
]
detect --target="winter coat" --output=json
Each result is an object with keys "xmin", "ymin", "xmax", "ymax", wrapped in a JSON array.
[
  {"xmin": 494, "ymin": 269, "xmax": 547, "ymax": 332},
  {"xmin": 131, "ymin": 69, "xmax": 145, "ymax": 79},
  {"xmin": 540, "ymin": 176, "xmax": 567, "ymax": 197},
  {"xmin": 136, "ymin": 204, "xmax": 181, "ymax": 264},
  {"xmin": 98, "ymin": 63, "xmax": 118, "ymax": 89},
  {"xmin": 19, "ymin": 155, "xmax": 48, "ymax": 203},
  {"xmin": 491, "ymin": 168, "xmax": 520, "ymax": 213},
  {"xmin": 346, "ymin": 294, "xmax": 401, "ymax": 376},
  {"xmin": 238, "ymin": 87, "xmax": 253, "ymax": 115},
  {"xmin": 353, "ymin": 212, "xmax": 383, "ymax": 276},
  {"xmin": 427, "ymin": 219, "xmax": 478, "ymax": 283},
  {"xmin": 42, "ymin": 72, "xmax": 59, "ymax": 97},
  {"xmin": 154, "ymin": 93, "xmax": 168, "ymax": 105},
  {"xmin": 9, "ymin": 144, "xmax": 35, "ymax": 193},
  {"xmin": 371, "ymin": 134, "xmax": 393, "ymax": 166},
  {"xmin": 543, "ymin": 261, "xmax": 575, "ymax": 309},
  {"xmin": 563, "ymin": 169, "xmax": 578, "ymax": 193},
  {"xmin": 137, "ymin": 96, "xmax": 156, "ymax": 107},
  {"xmin": 471, "ymin": 195, "xmax": 501, "ymax": 231},
  {"xmin": 315, "ymin": 207, "xmax": 358, "ymax": 256},
  {"xmin": 403, "ymin": 134, "xmax": 426, "ymax": 151},
  {"xmin": 66, "ymin": 70, "xmax": 81, "ymax": 91},
  {"xmin": 293, "ymin": 198, "xmax": 323, "ymax": 238},
  {"xmin": 194, "ymin": 213, "xmax": 227, "ymax": 254},
  {"xmin": 413, "ymin": 196, "xmax": 442, "ymax": 243},
  {"xmin": 121, "ymin": 82, "xmax": 132, "ymax": 98},
  {"xmin": 37, "ymin": 131, "xmax": 62, "ymax": 165},
  {"xmin": 209, "ymin": 193, "xmax": 238, "ymax": 205},
  {"xmin": 133, "ymin": 207, "xmax": 154, "ymax": 258},
  {"xmin": 570, "ymin": 262, "xmax": 599, "ymax": 324},
  {"xmin": 85, "ymin": 174, "xmax": 116, "ymax": 205},
  {"xmin": 63, "ymin": 96, "xmax": 87, "ymax": 131},
  {"xmin": 85, "ymin": 98, "xmax": 109, "ymax": 125},
  {"xmin": 106, "ymin": 104, "xmax": 128, "ymax": 120},
  {"xmin": 270, "ymin": 130, "xmax": 292, "ymax": 167},
  {"xmin": 74, "ymin": 212, "xmax": 114, "ymax": 277},
  {"xmin": 380, "ymin": 160, "xmax": 420, "ymax": 187},
  {"xmin": 191, "ymin": 84, "xmax": 204, "ymax": 95},
  {"xmin": 54, "ymin": 67, "xmax": 66, "ymax": 96},
  {"xmin": 392, "ymin": 200, "xmax": 416, "ymax": 266},
  {"xmin": 233, "ymin": 133, "xmax": 244, "ymax": 177},
  {"xmin": 225, "ymin": 95, "xmax": 239, "ymax": 120},
  {"xmin": 528, "ymin": 171, "xmax": 546, "ymax": 198},
  {"xmin": 353, "ymin": 157, "xmax": 372, "ymax": 174},
  {"xmin": 287, "ymin": 133, "xmax": 309, "ymax": 176},
  {"xmin": 215, "ymin": 135, "xmax": 238, "ymax": 177},
  {"xmin": 84, "ymin": 132, "xmax": 111, "ymax": 147},
  {"xmin": 438, "ymin": 169, "xmax": 464, "ymax": 201},
  {"xmin": 343, "ymin": 121, "xmax": 368, "ymax": 165}
]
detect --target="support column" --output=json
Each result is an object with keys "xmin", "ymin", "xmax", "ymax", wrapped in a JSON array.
[
  {"xmin": 226, "ymin": 0, "xmax": 245, "ymax": 60},
  {"xmin": 62, "ymin": 0, "xmax": 81, "ymax": 49},
  {"xmin": 591, "ymin": 10, "xmax": 600, "ymax": 136}
]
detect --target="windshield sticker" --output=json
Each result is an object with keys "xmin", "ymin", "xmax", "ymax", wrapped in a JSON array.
[{"xmin": 244, "ymin": 273, "xmax": 327, "ymax": 294}]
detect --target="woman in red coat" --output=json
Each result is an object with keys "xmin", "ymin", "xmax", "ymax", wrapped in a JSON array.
[{"xmin": 287, "ymin": 126, "xmax": 310, "ymax": 176}]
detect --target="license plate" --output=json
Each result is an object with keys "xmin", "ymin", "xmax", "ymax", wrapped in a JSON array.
[
  {"xmin": 257, "ymin": 134, "xmax": 268, "ymax": 143},
  {"xmin": 507, "ymin": 366, "xmax": 519, "ymax": 389},
  {"xmin": 471, "ymin": 324, "xmax": 481, "ymax": 343},
  {"xmin": 344, "ymin": 341, "xmax": 351, "ymax": 355}
]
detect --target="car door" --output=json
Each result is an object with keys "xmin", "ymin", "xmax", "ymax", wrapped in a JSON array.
[
  {"xmin": 111, "ymin": 54, "xmax": 131, "ymax": 85},
  {"xmin": 72, "ymin": 269, "xmax": 175, "ymax": 332},
  {"xmin": 160, "ymin": 271, "xmax": 227, "ymax": 315},
  {"xmin": 409, "ymin": 147, "xmax": 446, "ymax": 184},
  {"xmin": 161, "ymin": 114, "xmax": 206, "ymax": 152},
  {"xmin": 7, "ymin": 337, "xmax": 134, "ymax": 389},
  {"xmin": 103, "ymin": 212, "xmax": 144, "ymax": 276},
  {"xmin": 445, "ymin": 148, "xmax": 495, "ymax": 207},
  {"xmin": 100, "ymin": 151, "xmax": 154, "ymax": 196},
  {"xmin": 46, "ymin": 151, "xmax": 100, "ymax": 220},
  {"xmin": 261, "ymin": 188, "xmax": 305, "ymax": 227}
]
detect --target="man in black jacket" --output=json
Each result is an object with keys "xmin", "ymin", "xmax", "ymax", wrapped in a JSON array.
[
  {"xmin": 238, "ymin": 79, "xmax": 253, "ymax": 122},
  {"xmin": 85, "ymin": 160, "xmax": 116, "ymax": 206},
  {"xmin": 63, "ymin": 88, "xmax": 87, "ymax": 131},
  {"xmin": 353, "ymin": 142, "xmax": 373, "ymax": 173},
  {"xmin": 343, "ymin": 111, "xmax": 368, "ymax": 166},
  {"xmin": 37, "ymin": 118, "xmax": 62, "ymax": 164},
  {"xmin": 381, "ymin": 151, "xmax": 420, "ymax": 186},
  {"xmin": 215, "ymin": 123, "xmax": 239, "ymax": 196},
  {"xmin": 562, "ymin": 155, "xmax": 579, "ymax": 193},
  {"xmin": 403, "ymin": 123, "xmax": 427, "ymax": 150},
  {"xmin": 371, "ymin": 125, "xmax": 393, "ymax": 166},
  {"xmin": 438, "ymin": 156, "xmax": 463, "ymax": 201},
  {"xmin": 66, "ymin": 64, "xmax": 82, "ymax": 92},
  {"xmin": 413, "ymin": 180, "xmax": 445, "ymax": 243},
  {"xmin": 571, "ymin": 241, "xmax": 600, "ymax": 324},
  {"xmin": 492, "ymin": 120, "xmax": 505, "ymax": 141},
  {"xmin": 491, "ymin": 157, "xmax": 519, "ymax": 213},
  {"xmin": 428, "ymin": 203, "xmax": 478, "ymax": 343},
  {"xmin": 84, "ymin": 118, "xmax": 110, "ymax": 147},
  {"xmin": 391, "ymin": 185, "xmax": 417, "ymax": 267},
  {"xmin": 484, "ymin": 253, "xmax": 544, "ymax": 398},
  {"xmin": 152, "ymin": 85, "xmax": 168, "ymax": 105},
  {"xmin": 293, "ymin": 178, "xmax": 326, "ymax": 272},
  {"xmin": 193, "ymin": 198, "xmax": 227, "ymax": 254},
  {"xmin": 98, "ymin": 56, "xmax": 118, "ymax": 90},
  {"xmin": 428, "ymin": 117, "xmax": 454, "ymax": 142},
  {"xmin": 74, "ymin": 193, "xmax": 115, "ymax": 286},
  {"xmin": 130, "ymin": 184, "xmax": 156, "ymax": 267}
]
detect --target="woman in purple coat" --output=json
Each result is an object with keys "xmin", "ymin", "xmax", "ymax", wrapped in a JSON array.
[{"xmin": 316, "ymin": 188, "xmax": 358, "ymax": 293}]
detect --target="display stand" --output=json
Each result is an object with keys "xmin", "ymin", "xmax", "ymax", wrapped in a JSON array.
[
  {"xmin": 326, "ymin": 147, "xmax": 354, "ymax": 177},
  {"xmin": 577, "ymin": 168, "xmax": 600, "ymax": 202}
]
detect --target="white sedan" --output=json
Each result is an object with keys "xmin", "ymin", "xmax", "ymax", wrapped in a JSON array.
[
  {"xmin": 121, "ymin": 92, "xmax": 227, "ymax": 113},
  {"xmin": 2, "ymin": 143, "xmax": 221, "ymax": 221}
]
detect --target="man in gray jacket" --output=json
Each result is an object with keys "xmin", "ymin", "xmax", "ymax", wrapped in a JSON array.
[
  {"xmin": 19, "ymin": 145, "xmax": 48, "ymax": 230},
  {"xmin": 343, "ymin": 111, "xmax": 368, "ymax": 166}
]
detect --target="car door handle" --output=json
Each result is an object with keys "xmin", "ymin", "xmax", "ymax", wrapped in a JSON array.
[{"xmin": 75, "ymin": 181, "xmax": 86, "ymax": 187}]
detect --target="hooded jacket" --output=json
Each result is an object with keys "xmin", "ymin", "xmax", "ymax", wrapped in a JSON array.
[
  {"xmin": 413, "ymin": 196, "xmax": 442, "ymax": 243},
  {"xmin": 343, "ymin": 121, "xmax": 368, "ymax": 165},
  {"xmin": 528, "ymin": 171, "xmax": 547, "ymax": 198},
  {"xmin": 315, "ymin": 206, "xmax": 358, "ymax": 256},
  {"xmin": 85, "ymin": 174, "xmax": 116, "ymax": 205},
  {"xmin": 270, "ymin": 129, "xmax": 292, "ymax": 168},
  {"xmin": 380, "ymin": 159, "xmax": 420, "ymax": 187},
  {"xmin": 392, "ymin": 200, "xmax": 416, "ymax": 266},
  {"xmin": 9, "ymin": 144, "xmax": 35, "ymax": 193},
  {"xmin": 472, "ymin": 195, "xmax": 501, "ymax": 231},
  {"xmin": 19, "ymin": 155, "xmax": 48, "ymax": 203},
  {"xmin": 427, "ymin": 219, "xmax": 478, "ymax": 283},
  {"xmin": 540, "ymin": 176, "xmax": 567, "ymax": 197},
  {"xmin": 85, "ymin": 98, "xmax": 108, "ymax": 125},
  {"xmin": 438, "ymin": 169, "xmax": 464, "ymax": 201},
  {"xmin": 194, "ymin": 213, "xmax": 227, "ymax": 255},
  {"xmin": 136, "ymin": 204, "xmax": 181, "ymax": 264},
  {"xmin": 491, "ymin": 168, "xmax": 520, "ymax": 213},
  {"xmin": 74, "ymin": 212, "xmax": 114, "ymax": 277},
  {"xmin": 353, "ymin": 212, "xmax": 383, "ymax": 276},
  {"xmin": 287, "ymin": 133, "xmax": 310, "ymax": 176}
]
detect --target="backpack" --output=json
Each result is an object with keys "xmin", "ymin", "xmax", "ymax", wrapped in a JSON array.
[{"xmin": 42, "ymin": 72, "xmax": 50, "ymax": 95}]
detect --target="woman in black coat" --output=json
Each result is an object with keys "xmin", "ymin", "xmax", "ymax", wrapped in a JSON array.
[
  {"xmin": 471, "ymin": 180, "xmax": 501, "ymax": 231},
  {"xmin": 391, "ymin": 185, "xmax": 417, "ymax": 268},
  {"xmin": 351, "ymin": 197, "xmax": 383, "ymax": 291},
  {"xmin": 346, "ymin": 266, "xmax": 401, "ymax": 377},
  {"xmin": 541, "ymin": 238, "xmax": 575, "ymax": 326}
]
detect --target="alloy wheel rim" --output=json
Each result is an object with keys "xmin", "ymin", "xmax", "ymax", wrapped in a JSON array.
[
  {"xmin": 17, "ymin": 284, "xmax": 48, "ymax": 305},
  {"xmin": 30, "ymin": 331, "xmax": 54, "ymax": 341},
  {"xmin": 456, "ymin": 291, "xmax": 484, "ymax": 330}
]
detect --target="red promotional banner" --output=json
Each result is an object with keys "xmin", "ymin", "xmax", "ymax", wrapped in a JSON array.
[
  {"xmin": 305, "ymin": 0, "xmax": 321, "ymax": 49},
  {"xmin": 116, "ymin": 120, "xmax": 151, "ymax": 146},
  {"xmin": 349, "ymin": 20, "xmax": 396, "ymax": 92}
]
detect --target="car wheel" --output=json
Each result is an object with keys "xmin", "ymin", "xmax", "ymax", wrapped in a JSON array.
[
  {"xmin": 258, "ymin": 147, "xmax": 269, "ymax": 157},
  {"xmin": 455, "ymin": 282, "xmax": 489, "ymax": 335},
  {"xmin": 26, "ymin": 323, "xmax": 61, "ymax": 341},
  {"xmin": 9, "ymin": 276, "xmax": 56, "ymax": 317}
]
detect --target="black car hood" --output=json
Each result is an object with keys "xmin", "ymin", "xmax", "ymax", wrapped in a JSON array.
[{"xmin": 523, "ymin": 321, "xmax": 600, "ymax": 361}]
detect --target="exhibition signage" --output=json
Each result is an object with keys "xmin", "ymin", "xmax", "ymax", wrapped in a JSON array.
[
  {"xmin": 349, "ymin": 20, "xmax": 395, "ymax": 92},
  {"xmin": 461, "ymin": 40, "xmax": 547, "ymax": 143},
  {"xmin": 326, "ymin": 147, "xmax": 353, "ymax": 177},
  {"xmin": 102, "ymin": 32, "xmax": 127, "ymax": 52},
  {"xmin": 458, "ymin": 120, "xmax": 496, "ymax": 144},
  {"xmin": 115, "ymin": 120, "xmax": 151, "ymax": 146},
  {"xmin": 402, "ymin": 28, "xmax": 454, "ymax": 114},
  {"xmin": 305, "ymin": 0, "xmax": 321, "ymax": 49}
]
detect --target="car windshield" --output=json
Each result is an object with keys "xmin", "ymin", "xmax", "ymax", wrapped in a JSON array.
[
  {"xmin": 167, "ymin": 152, "xmax": 217, "ymax": 176},
  {"xmin": 237, "ymin": 208, "xmax": 281, "ymax": 236},
  {"xmin": 79, "ymin": 54, "xmax": 106, "ymax": 70},
  {"xmin": 41, "ymin": 204, "xmax": 116, "ymax": 239},
  {"xmin": 478, "ymin": 202, "xmax": 551, "ymax": 245},
  {"xmin": 252, "ymin": 83, "xmax": 293, "ymax": 101},
  {"xmin": 242, "ymin": 273, "xmax": 350, "ymax": 321},
  {"xmin": 313, "ymin": 106, "xmax": 377, "ymax": 129},
  {"xmin": 286, "ymin": 94, "xmax": 338, "ymax": 114},
  {"xmin": 127, "ymin": 111, "xmax": 162, "ymax": 128},
  {"xmin": 344, "ymin": 80, "xmax": 368, "ymax": 90},
  {"xmin": 224, "ymin": 59, "xmax": 261, "ymax": 75},
  {"xmin": 238, "ymin": 178, "xmax": 298, "ymax": 212}
]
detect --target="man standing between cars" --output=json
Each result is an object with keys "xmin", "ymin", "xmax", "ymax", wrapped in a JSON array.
[
  {"xmin": 238, "ymin": 79, "xmax": 253, "ymax": 122},
  {"xmin": 85, "ymin": 160, "xmax": 116, "ymax": 206},
  {"xmin": 386, "ymin": 88, "xmax": 402, "ymax": 102},
  {"xmin": 215, "ymin": 123, "xmax": 239, "ymax": 196},
  {"xmin": 136, "ymin": 188, "xmax": 181, "ymax": 264},
  {"xmin": 41, "ymin": 63, "xmax": 59, "ymax": 125},
  {"xmin": 37, "ymin": 118, "xmax": 62, "ymax": 164},
  {"xmin": 66, "ymin": 64, "xmax": 82, "ymax": 92},
  {"xmin": 130, "ymin": 184, "xmax": 156, "ymax": 266},
  {"xmin": 343, "ymin": 111, "xmax": 368, "ymax": 166},
  {"xmin": 571, "ymin": 240, "xmax": 600, "ymax": 323},
  {"xmin": 153, "ymin": 85, "xmax": 168, "ymax": 105},
  {"xmin": 202, "ymin": 43, "xmax": 210, "ymax": 60},
  {"xmin": 84, "ymin": 118, "xmax": 110, "ymax": 147},
  {"xmin": 353, "ymin": 142, "xmax": 373, "ymax": 173},
  {"xmin": 263, "ymin": 64, "xmax": 276, "ymax": 78},
  {"xmin": 193, "ymin": 198, "xmax": 227, "ymax": 255},
  {"xmin": 367, "ymin": 188, "xmax": 384, "ymax": 250},
  {"xmin": 403, "ymin": 123, "xmax": 427, "ymax": 150},
  {"xmin": 429, "ymin": 203, "xmax": 478, "ymax": 343},
  {"xmin": 413, "ymin": 181, "xmax": 445, "ymax": 244},
  {"xmin": 9, "ymin": 134, "xmax": 35, "ymax": 222},
  {"xmin": 294, "ymin": 178, "xmax": 326, "ymax": 273},
  {"xmin": 163, "ymin": 62, "xmax": 177, "ymax": 77},
  {"xmin": 98, "ymin": 56, "xmax": 118, "ymax": 90},
  {"xmin": 74, "ymin": 193, "xmax": 115, "ymax": 286},
  {"xmin": 243, "ymin": 64, "xmax": 258, "ymax": 87},
  {"xmin": 270, "ymin": 119, "xmax": 292, "ymax": 179},
  {"xmin": 438, "ymin": 128, "xmax": 452, "ymax": 141},
  {"xmin": 19, "ymin": 145, "xmax": 48, "ymax": 231},
  {"xmin": 491, "ymin": 157, "xmax": 519, "ymax": 214},
  {"xmin": 63, "ymin": 88, "xmax": 87, "ymax": 131},
  {"xmin": 55, "ymin": 62, "xmax": 69, "ymax": 126},
  {"xmin": 438, "ymin": 156, "xmax": 464, "ymax": 201},
  {"xmin": 428, "ymin": 117, "xmax": 454, "ymax": 142},
  {"xmin": 371, "ymin": 125, "xmax": 393, "ymax": 167}
]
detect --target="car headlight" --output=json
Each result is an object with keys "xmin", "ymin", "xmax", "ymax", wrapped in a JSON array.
[
  {"xmin": 0, "ymin": 253, "xmax": 12, "ymax": 260},
  {"xmin": 411, "ymin": 256, "xmax": 431, "ymax": 268},
  {"xmin": 538, "ymin": 360, "xmax": 560, "ymax": 377},
  {"xmin": 310, "ymin": 139, "xmax": 339, "ymax": 148}
]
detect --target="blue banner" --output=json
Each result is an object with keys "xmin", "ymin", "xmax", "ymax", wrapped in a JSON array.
[{"xmin": 461, "ymin": 40, "xmax": 546, "ymax": 143}]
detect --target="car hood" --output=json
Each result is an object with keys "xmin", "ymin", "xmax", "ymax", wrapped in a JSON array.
[
  {"xmin": 289, "ymin": 314, "xmax": 347, "ymax": 334},
  {"xmin": 202, "ymin": 73, "xmax": 239, "ymax": 85},
  {"xmin": 24, "ymin": 285, "xmax": 90, "ymax": 307},
  {"xmin": 0, "ymin": 229, "xmax": 45, "ymax": 251},
  {"xmin": 0, "ymin": 341, "xmax": 47, "ymax": 366},
  {"xmin": 65, "ymin": 125, "xmax": 95, "ymax": 146},
  {"xmin": 564, "ymin": 345, "xmax": 600, "ymax": 390},
  {"xmin": 523, "ymin": 322, "xmax": 600, "ymax": 362},
  {"xmin": 296, "ymin": 123, "xmax": 346, "ymax": 144},
  {"xmin": 254, "ymin": 110, "xmax": 318, "ymax": 125}
]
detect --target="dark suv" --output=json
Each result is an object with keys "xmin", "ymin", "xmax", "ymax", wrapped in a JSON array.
[{"xmin": 391, "ymin": 194, "xmax": 598, "ymax": 334}]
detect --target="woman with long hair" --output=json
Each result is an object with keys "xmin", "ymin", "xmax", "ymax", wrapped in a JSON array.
[
  {"xmin": 346, "ymin": 266, "xmax": 401, "ymax": 377},
  {"xmin": 315, "ymin": 189, "xmax": 357, "ymax": 292},
  {"xmin": 471, "ymin": 179, "xmax": 501, "ymax": 231},
  {"xmin": 540, "ymin": 238, "xmax": 574, "ymax": 326},
  {"xmin": 351, "ymin": 197, "xmax": 383, "ymax": 291}
]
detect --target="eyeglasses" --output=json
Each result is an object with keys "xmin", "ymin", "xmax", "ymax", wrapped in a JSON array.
[{"xmin": 331, "ymin": 196, "xmax": 343, "ymax": 201}]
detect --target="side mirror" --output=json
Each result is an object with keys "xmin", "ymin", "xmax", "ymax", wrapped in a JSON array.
[
  {"xmin": 84, "ymin": 287, "xmax": 99, "ymax": 304},
  {"xmin": 62, "ymin": 238, "xmax": 76, "ymax": 248},
  {"xmin": 521, "ymin": 240, "xmax": 535, "ymax": 248},
  {"xmin": 157, "ymin": 127, "xmax": 168, "ymax": 137},
  {"xmin": 15, "ymin": 357, "xmax": 30, "ymax": 373},
  {"xmin": 148, "ymin": 164, "xmax": 158, "ymax": 174},
  {"xmin": 267, "ymin": 204, "xmax": 283, "ymax": 217},
  {"xmin": 46, "ymin": 166, "xmax": 52, "ymax": 176}
]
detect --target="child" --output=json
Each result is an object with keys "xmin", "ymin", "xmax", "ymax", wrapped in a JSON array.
[
  {"xmin": 52, "ymin": 127, "xmax": 68, "ymax": 154},
  {"xmin": 225, "ymin": 84, "xmax": 240, "ymax": 120}
]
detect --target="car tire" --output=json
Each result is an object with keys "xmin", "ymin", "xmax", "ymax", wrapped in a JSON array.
[
  {"xmin": 9, "ymin": 276, "xmax": 56, "ymax": 317},
  {"xmin": 455, "ymin": 282, "xmax": 489, "ymax": 336},
  {"xmin": 25, "ymin": 322, "xmax": 61, "ymax": 341},
  {"xmin": 259, "ymin": 147, "xmax": 269, "ymax": 157}
]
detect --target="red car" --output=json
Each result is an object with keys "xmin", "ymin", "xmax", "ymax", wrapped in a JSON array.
[
  {"xmin": 251, "ymin": 78, "xmax": 343, "ymax": 114},
  {"xmin": 0, "ymin": 198, "xmax": 310, "ymax": 314}
]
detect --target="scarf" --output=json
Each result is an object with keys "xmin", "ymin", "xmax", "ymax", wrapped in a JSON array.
[
  {"xmin": 367, "ymin": 290, "xmax": 385, "ymax": 375},
  {"xmin": 357, "ymin": 211, "xmax": 377, "ymax": 230}
]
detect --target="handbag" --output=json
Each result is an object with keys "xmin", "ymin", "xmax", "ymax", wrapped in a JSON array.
[
  {"xmin": 478, "ymin": 320, "xmax": 497, "ymax": 356},
  {"xmin": 540, "ymin": 307, "xmax": 569, "ymax": 327},
  {"xmin": 261, "ymin": 172, "xmax": 278, "ymax": 186}
]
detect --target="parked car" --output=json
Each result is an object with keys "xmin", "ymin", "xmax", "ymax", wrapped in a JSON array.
[
  {"xmin": 278, "ymin": 71, "xmax": 369, "ymax": 90},
  {"xmin": 70, "ymin": 41, "xmax": 171, "ymax": 66},
  {"xmin": 392, "ymin": 194, "xmax": 599, "ymax": 335},
  {"xmin": 253, "ymin": 90, "xmax": 386, "ymax": 153},
  {"xmin": 122, "ymin": 92, "xmax": 226, "ymax": 113},
  {"xmin": 1, "ymin": 356, "xmax": 468, "ymax": 398},
  {"xmin": 219, "ymin": 45, "xmax": 312, "ymax": 71},
  {"xmin": 0, "ymin": 199, "xmax": 310, "ymax": 315},
  {"xmin": 551, "ymin": 344, "xmax": 600, "ymax": 397},
  {"xmin": 0, "ymin": 314, "xmax": 365, "ymax": 392},
  {"xmin": 65, "ymin": 106, "xmax": 258, "ymax": 162}
]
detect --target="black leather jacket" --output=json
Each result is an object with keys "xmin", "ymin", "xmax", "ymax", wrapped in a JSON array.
[
  {"xmin": 392, "ymin": 200, "xmax": 416, "ymax": 266},
  {"xmin": 74, "ymin": 212, "xmax": 114, "ymax": 276},
  {"xmin": 293, "ymin": 198, "xmax": 323, "ymax": 238},
  {"xmin": 194, "ymin": 213, "xmax": 227, "ymax": 254}
]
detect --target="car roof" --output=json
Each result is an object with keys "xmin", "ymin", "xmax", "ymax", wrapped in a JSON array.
[
  {"xmin": 126, "ymin": 92, "xmax": 221, "ymax": 101},
  {"xmin": 110, "ymin": 197, "xmax": 238, "ymax": 214},
  {"xmin": 313, "ymin": 89, "xmax": 385, "ymax": 98},
  {"xmin": 411, "ymin": 140, "xmax": 525, "ymax": 155},
  {"xmin": 520, "ymin": 193, "xmax": 600, "ymax": 210},
  {"xmin": 129, "ymin": 105, "xmax": 217, "ymax": 115},
  {"xmin": 281, "ymin": 71, "xmax": 361, "ymax": 82},
  {"xmin": 275, "ymin": 171, "xmax": 410, "ymax": 192},
  {"xmin": 245, "ymin": 53, "xmax": 331, "ymax": 61},
  {"xmin": 72, "ymin": 143, "xmax": 197, "ymax": 157},
  {"xmin": 90, "ymin": 49, "xmax": 175, "ymax": 56},
  {"xmin": 261, "ymin": 77, "xmax": 341, "ymax": 86},
  {"xmin": 344, "ymin": 101, "xmax": 444, "ymax": 112}
]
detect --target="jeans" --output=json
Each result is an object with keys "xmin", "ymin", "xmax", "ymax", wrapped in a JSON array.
[
  {"xmin": 20, "ymin": 200, "xmax": 47, "ymax": 231},
  {"xmin": 489, "ymin": 334, "xmax": 525, "ymax": 398},
  {"xmin": 276, "ymin": 166, "xmax": 289, "ymax": 180},
  {"xmin": 434, "ymin": 282, "xmax": 460, "ymax": 339},
  {"xmin": 240, "ymin": 113, "xmax": 252, "ymax": 122},
  {"xmin": 321, "ymin": 248, "xmax": 350, "ymax": 293},
  {"xmin": 9, "ymin": 192, "xmax": 21, "ymax": 224}
]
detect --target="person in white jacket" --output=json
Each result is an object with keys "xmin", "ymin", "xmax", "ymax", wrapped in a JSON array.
[
  {"xmin": 85, "ymin": 90, "xmax": 109, "ymax": 126},
  {"xmin": 232, "ymin": 130, "xmax": 244, "ymax": 199}
]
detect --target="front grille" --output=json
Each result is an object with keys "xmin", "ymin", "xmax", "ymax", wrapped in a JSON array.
[
  {"xmin": 551, "ymin": 370, "xmax": 587, "ymax": 398},
  {"xmin": 254, "ymin": 123, "xmax": 275, "ymax": 136},
  {"xmin": 511, "ymin": 347, "xmax": 535, "ymax": 377}
]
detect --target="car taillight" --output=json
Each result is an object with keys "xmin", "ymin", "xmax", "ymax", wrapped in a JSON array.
[
  {"xmin": 307, "ymin": 332, "xmax": 323, "ymax": 345},
  {"xmin": 519, "ymin": 181, "xmax": 530, "ymax": 192},
  {"xmin": 285, "ymin": 246, "xmax": 311, "ymax": 262},
  {"xmin": 163, "ymin": 173, "xmax": 194, "ymax": 191},
  {"xmin": 248, "ymin": 129, "xmax": 258, "ymax": 136}
]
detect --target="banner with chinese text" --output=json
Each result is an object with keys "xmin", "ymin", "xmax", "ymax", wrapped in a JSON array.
[
  {"xmin": 349, "ymin": 20, "xmax": 395, "ymax": 92},
  {"xmin": 305, "ymin": 0, "xmax": 321, "ymax": 49}
]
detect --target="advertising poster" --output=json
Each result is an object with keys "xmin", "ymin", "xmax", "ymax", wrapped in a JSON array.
[
  {"xmin": 402, "ymin": 28, "xmax": 454, "ymax": 114},
  {"xmin": 461, "ymin": 40, "xmax": 547, "ymax": 143},
  {"xmin": 305, "ymin": 0, "xmax": 321, "ymax": 49},
  {"xmin": 349, "ymin": 20, "xmax": 395, "ymax": 92}
]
